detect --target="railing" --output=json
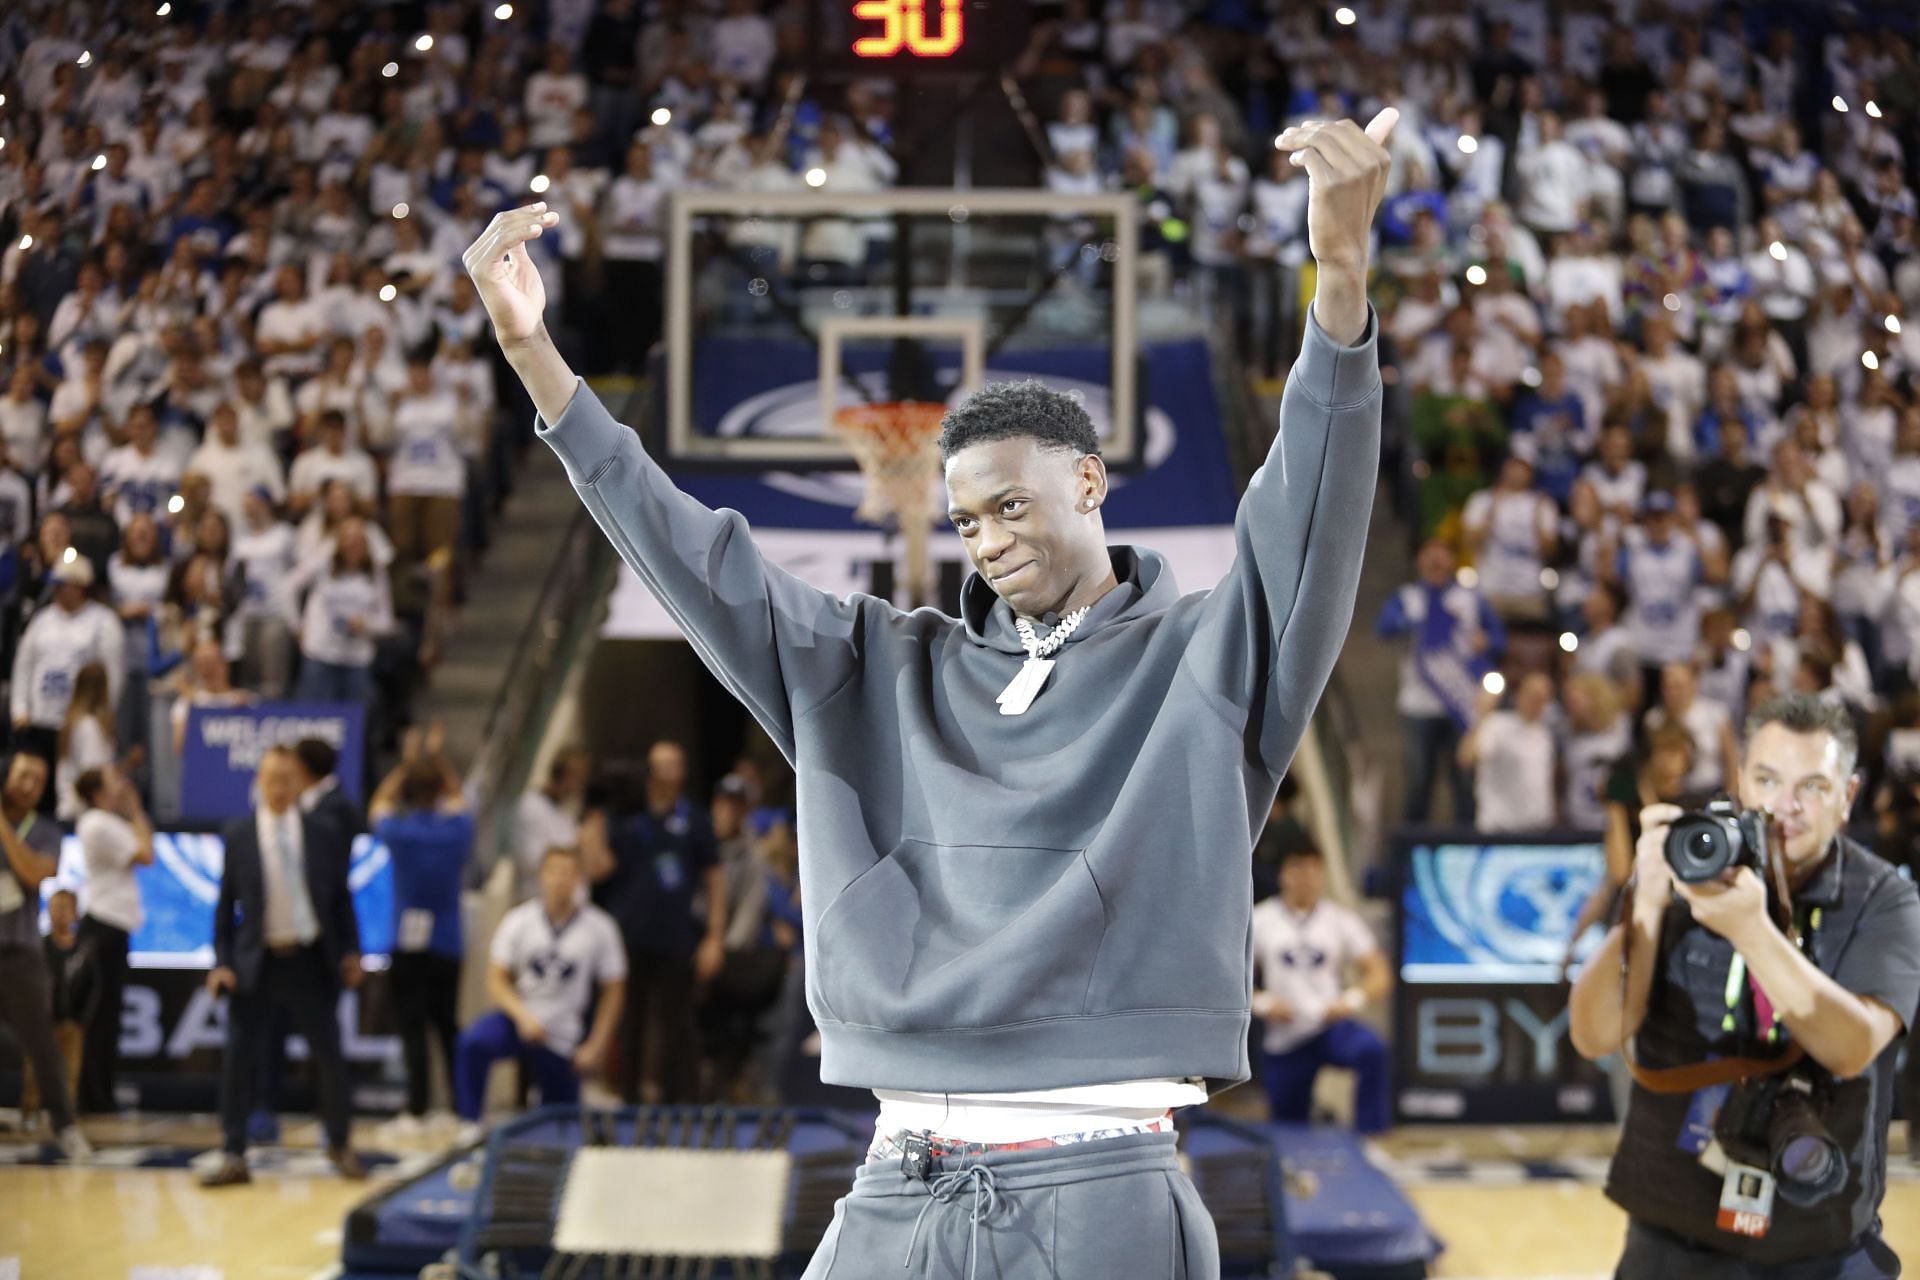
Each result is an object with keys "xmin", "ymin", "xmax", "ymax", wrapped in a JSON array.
[{"xmin": 463, "ymin": 468, "xmax": 616, "ymax": 880}]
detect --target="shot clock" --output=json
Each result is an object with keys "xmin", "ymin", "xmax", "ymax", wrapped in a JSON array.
[{"xmin": 806, "ymin": 0, "xmax": 1028, "ymax": 76}]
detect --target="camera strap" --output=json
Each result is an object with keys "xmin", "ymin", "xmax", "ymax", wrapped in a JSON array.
[{"xmin": 1617, "ymin": 830, "xmax": 1818, "ymax": 1095}]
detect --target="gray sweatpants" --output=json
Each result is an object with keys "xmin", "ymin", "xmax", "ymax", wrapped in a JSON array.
[
  {"xmin": 0, "ymin": 945, "xmax": 76, "ymax": 1131},
  {"xmin": 801, "ymin": 1131, "xmax": 1219, "ymax": 1279}
]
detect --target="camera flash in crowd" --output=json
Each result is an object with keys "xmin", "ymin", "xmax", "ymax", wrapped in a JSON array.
[
  {"xmin": 392, "ymin": 203, "xmax": 409, "ymax": 219},
  {"xmin": 805, "ymin": 167, "xmax": 828, "ymax": 188},
  {"xmin": 17, "ymin": 234, "xmax": 31, "ymax": 250},
  {"xmin": 77, "ymin": 50, "xmax": 92, "ymax": 67},
  {"xmin": 1465, "ymin": 264, "xmax": 1487, "ymax": 286},
  {"xmin": 1457, "ymin": 134, "xmax": 1478, "ymax": 155},
  {"xmin": 1889, "ymin": 315, "xmax": 1903, "ymax": 335},
  {"xmin": 1455, "ymin": 566, "xmax": 1479, "ymax": 589},
  {"xmin": 652, "ymin": 108, "xmax": 672, "ymax": 127},
  {"xmin": 1558, "ymin": 632, "xmax": 1579, "ymax": 654},
  {"xmin": 382, "ymin": 61, "xmax": 399, "ymax": 78},
  {"xmin": 61, "ymin": 547, "xmax": 77, "ymax": 565},
  {"xmin": 1521, "ymin": 366, "xmax": 1542, "ymax": 388},
  {"xmin": 167, "ymin": 495, "xmax": 185, "ymax": 515},
  {"xmin": 495, "ymin": 2, "xmax": 514, "ymax": 16},
  {"xmin": 1833, "ymin": 96, "xmax": 1849, "ymax": 112},
  {"xmin": 1663, "ymin": 293, "xmax": 1681, "ymax": 312},
  {"xmin": 530, "ymin": 173, "xmax": 550, "ymax": 193},
  {"xmin": 156, "ymin": 2, "xmax": 171, "ymax": 14},
  {"xmin": 1769, "ymin": 241, "xmax": 1788, "ymax": 261},
  {"xmin": 1732, "ymin": 628, "xmax": 1752, "ymax": 652},
  {"xmin": 1482, "ymin": 671, "xmax": 1505, "ymax": 696},
  {"xmin": 1334, "ymin": 6, "xmax": 1357, "ymax": 25},
  {"xmin": 1866, "ymin": 101, "xmax": 1883, "ymax": 119},
  {"xmin": 1863, "ymin": 351, "xmax": 1880, "ymax": 371},
  {"xmin": 379, "ymin": 284, "xmax": 398, "ymax": 302},
  {"xmin": 415, "ymin": 34, "xmax": 434, "ymax": 52},
  {"xmin": 91, "ymin": 154, "xmax": 106, "ymax": 171}
]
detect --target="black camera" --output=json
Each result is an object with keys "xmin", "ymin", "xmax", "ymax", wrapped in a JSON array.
[
  {"xmin": 1664, "ymin": 798, "xmax": 1771, "ymax": 884},
  {"xmin": 1714, "ymin": 1071, "xmax": 1848, "ymax": 1207}
]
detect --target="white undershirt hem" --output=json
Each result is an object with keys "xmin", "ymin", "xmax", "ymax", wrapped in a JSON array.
[{"xmin": 873, "ymin": 1078, "xmax": 1209, "ymax": 1143}]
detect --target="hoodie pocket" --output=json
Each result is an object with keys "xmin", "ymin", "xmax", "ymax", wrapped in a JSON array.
[{"xmin": 813, "ymin": 840, "xmax": 1108, "ymax": 1031}]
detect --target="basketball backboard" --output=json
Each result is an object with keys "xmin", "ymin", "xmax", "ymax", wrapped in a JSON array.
[{"xmin": 661, "ymin": 188, "xmax": 1141, "ymax": 471}]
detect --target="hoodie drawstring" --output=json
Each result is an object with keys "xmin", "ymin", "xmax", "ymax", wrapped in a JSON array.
[{"xmin": 903, "ymin": 1164, "xmax": 1001, "ymax": 1279}]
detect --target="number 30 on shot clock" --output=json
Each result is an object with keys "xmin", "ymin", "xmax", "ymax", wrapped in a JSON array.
[
  {"xmin": 807, "ymin": 0, "xmax": 1024, "ymax": 75},
  {"xmin": 852, "ymin": 0, "xmax": 962, "ymax": 57}
]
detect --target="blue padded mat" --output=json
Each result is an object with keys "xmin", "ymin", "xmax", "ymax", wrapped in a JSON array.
[
  {"xmin": 1260, "ymin": 1122, "xmax": 1441, "ymax": 1274},
  {"xmin": 342, "ymin": 1109, "xmax": 1442, "ymax": 1279}
]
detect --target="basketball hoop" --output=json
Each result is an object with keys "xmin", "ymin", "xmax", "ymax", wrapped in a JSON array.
[{"xmin": 831, "ymin": 400, "xmax": 947, "ymax": 608}]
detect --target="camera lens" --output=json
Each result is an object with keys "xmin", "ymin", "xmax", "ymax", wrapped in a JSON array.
[
  {"xmin": 1666, "ymin": 817, "xmax": 1735, "ymax": 883},
  {"xmin": 1778, "ymin": 1135, "xmax": 1834, "ymax": 1188},
  {"xmin": 1769, "ymin": 1091, "xmax": 1848, "ymax": 1206}
]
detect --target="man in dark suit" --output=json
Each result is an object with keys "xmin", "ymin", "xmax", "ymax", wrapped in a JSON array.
[
  {"xmin": 236, "ymin": 737, "xmax": 367, "ymax": 1146},
  {"xmin": 201, "ymin": 746, "xmax": 365, "ymax": 1185},
  {"xmin": 295, "ymin": 737, "xmax": 366, "ymax": 846}
]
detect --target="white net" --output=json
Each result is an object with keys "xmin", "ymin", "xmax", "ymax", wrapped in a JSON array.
[{"xmin": 831, "ymin": 401, "xmax": 947, "ymax": 606}]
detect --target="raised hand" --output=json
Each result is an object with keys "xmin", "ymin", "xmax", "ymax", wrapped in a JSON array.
[
  {"xmin": 461, "ymin": 203, "xmax": 560, "ymax": 351},
  {"xmin": 1274, "ymin": 108, "xmax": 1398, "ymax": 276},
  {"xmin": 1275, "ymin": 109, "xmax": 1397, "ymax": 344}
]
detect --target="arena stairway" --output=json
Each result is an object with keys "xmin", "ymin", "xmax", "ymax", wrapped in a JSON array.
[{"xmin": 416, "ymin": 385, "xmax": 617, "ymax": 777}]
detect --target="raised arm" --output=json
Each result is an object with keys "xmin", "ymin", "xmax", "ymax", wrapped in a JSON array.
[
  {"xmin": 1571, "ymin": 804, "xmax": 1680, "ymax": 1060},
  {"xmin": 464, "ymin": 206, "xmax": 867, "ymax": 760},
  {"xmin": 1186, "ymin": 112, "xmax": 1395, "ymax": 776}
]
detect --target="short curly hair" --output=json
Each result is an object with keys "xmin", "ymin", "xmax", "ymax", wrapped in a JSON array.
[{"xmin": 937, "ymin": 378, "xmax": 1100, "ymax": 461}]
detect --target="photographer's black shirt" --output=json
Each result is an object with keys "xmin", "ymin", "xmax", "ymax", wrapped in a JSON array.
[{"xmin": 1605, "ymin": 838, "xmax": 1920, "ymax": 1264}]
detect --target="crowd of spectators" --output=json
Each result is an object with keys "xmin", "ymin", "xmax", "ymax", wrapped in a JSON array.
[
  {"xmin": 1352, "ymin": 2, "xmax": 1920, "ymax": 874},
  {"xmin": 0, "ymin": 0, "xmax": 544, "ymax": 813}
]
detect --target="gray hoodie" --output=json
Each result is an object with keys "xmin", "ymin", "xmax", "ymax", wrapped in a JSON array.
[{"xmin": 536, "ymin": 309, "xmax": 1381, "ymax": 1093}]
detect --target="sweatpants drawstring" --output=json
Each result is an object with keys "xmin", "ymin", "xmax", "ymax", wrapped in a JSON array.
[{"xmin": 903, "ymin": 1164, "xmax": 1001, "ymax": 1279}]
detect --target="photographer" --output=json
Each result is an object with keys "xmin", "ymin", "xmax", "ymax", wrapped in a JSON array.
[{"xmin": 1570, "ymin": 694, "xmax": 1920, "ymax": 1276}]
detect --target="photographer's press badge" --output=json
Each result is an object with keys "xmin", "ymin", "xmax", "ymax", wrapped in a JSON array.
[{"xmin": 1717, "ymin": 1161, "xmax": 1775, "ymax": 1238}]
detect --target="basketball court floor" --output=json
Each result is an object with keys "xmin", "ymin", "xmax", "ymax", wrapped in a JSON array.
[{"xmin": 5, "ymin": 1116, "xmax": 1918, "ymax": 1279}]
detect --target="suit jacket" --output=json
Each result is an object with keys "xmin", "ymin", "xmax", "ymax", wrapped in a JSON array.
[
  {"xmin": 214, "ymin": 808, "xmax": 361, "ymax": 992},
  {"xmin": 305, "ymin": 780, "xmax": 366, "ymax": 856}
]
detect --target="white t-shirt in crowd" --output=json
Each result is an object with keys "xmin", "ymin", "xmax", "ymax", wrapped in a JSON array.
[
  {"xmin": 1563, "ymin": 719, "xmax": 1632, "ymax": 833},
  {"xmin": 490, "ymin": 899, "xmax": 627, "ymax": 1057},
  {"xmin": 187, "ymin": 436, "xmax": 287, "ymax": 527},
  {"xmin": 1463, "ymin": 488, "xmax": 1556, "ymax": 602},
  {"xmin": 57, "ymin": 716, "xmax": 116, "ymax": 823},
  {"xmin": 234, "ymin": 521, "xmax": 300, "ymax": 621},
  {"xmin": 1645, "ymin": 698, "xmax": 1733, "ymax": 795},
  {"xmin": 513, "ymin": 790, "xmax": 579, "ymax": 900},
  {"xmin": 1472, "ymin": 711, "xmax": 1558, "ymax": 832},
  {"xmin": 601, "ymin": 176, "xmax": 668, "ymax": 262},
  {"xmin": 0, "ymin": 397, "xmax": 49, "ymax": 470},
  {"xmin": 108, "ymin": 555, "xmax": 169, "ymax": 618},
  {"xmin": 255, "ymin": 296, "xmax": 327, "ymax": 380},
  {"xmin": 98, "ymin": 444, "xmax": 182, "ymax": 527},
  {"xmin": 78, "ymin": 808, "xmax": 143, "ymax": 934},
  {"xmin": 710, "ymin": 12, "xmax": 777, "ymax": 84},
  {"xmin": 288, "ymin": 443, "xmax": 378, "ymax": 506},
  {"xmin": 1579, "ymin": 459, "xmax": 1647, "ymax": 515},
  {"xmin": 1618, "ymin": 529, "xmax": 1704, "ymax": 665},
  {"xmin": 387, "ymin": 390, "xmax": 466, "ymax": 498},
  {"xmin": 1250, "ymin": 896, "xmax": 1379, "ymax": 1054},
  {"xmin": 296, "ymin": 568, "xmax": 393, "ymax": 669}
]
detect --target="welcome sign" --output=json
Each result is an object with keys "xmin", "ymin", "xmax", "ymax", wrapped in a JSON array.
[{"xmin": 179, "ymin": 702, "xmax": 367, "ymax": 820}]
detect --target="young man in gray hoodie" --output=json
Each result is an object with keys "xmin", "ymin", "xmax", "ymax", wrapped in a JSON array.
[{"xmin": 464, "ymin": 108, "xmax": 1397, "ymax": 1279}]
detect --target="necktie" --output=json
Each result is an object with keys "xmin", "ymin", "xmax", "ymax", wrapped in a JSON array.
[{"xmin": 279, "ymin": 815, "xmax": 319, "ymax": 944}]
